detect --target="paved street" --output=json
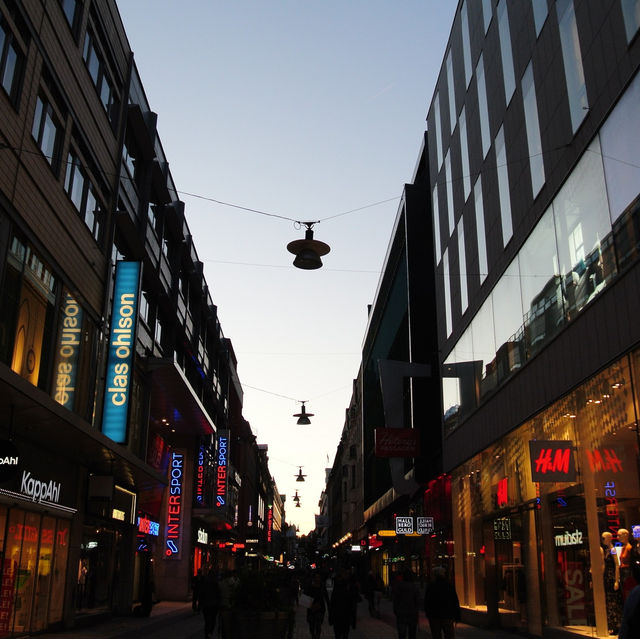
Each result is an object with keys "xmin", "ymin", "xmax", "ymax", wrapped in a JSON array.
[{"xmin": 41, "ymin": 595, "xmax": 520, "ymax": 639}]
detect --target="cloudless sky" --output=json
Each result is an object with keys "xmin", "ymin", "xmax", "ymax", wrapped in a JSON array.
[{"xmin": 116, "ymin": 1, "xmax": 458, "ymax": 535}]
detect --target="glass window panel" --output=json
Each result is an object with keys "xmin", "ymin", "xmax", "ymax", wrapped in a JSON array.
[
  {"xmin": 70, "ymin": 164, "xmax": 84, "ymax": 211},
  {"xmin": 14, "ymin": 511, "xmax": 40, "ymax": 633},
  {"xmin": 443, "ymin": 248, "xmax": 452, "ymax": 337},
  {"xmin": 522, "ymin": 61, "xmax": 545, "ymax": 197},
  {"xmin": 553, "ymin": 138, "xmax": 616, "ymax": 320},
  {"xmin": 32, "ymin": 96, "xmax": 43, "ymax": 140},
  {"xmin": 495, "ymin": 125, "xmax": 513, "ymax": 246},
  {"xmin": 482, "ymin": 0, "xmax": 492, "ymax": 33},
  {"xmin": 443, "ymin": 327, "xmax": 476, "ymax": 433},
  {"xmin": 492, "ymin": 260, "xmax": 525, "ymax": 382},
  {"xmin": 460, "ymin": 107, "xmax": 471, "ymax": 201},
  {"xmin": 41, "ymin": 111, "xmax": 58, "ymax": 165},
  {"xmin": 433, "ymin": 184, "xmax": 442, "ymax": 264},
  {"xmin": 497, "ymin": 0, "xmax": 515, "ymax": 104},
  {"xmin": 31, "ymin": 516, "xmax": 55, "ymax": 632},
  {"xmin": 47, "ymin": 520, "xmax": 70, "ymax": 624},
  {"xmin": 476, "ymin": 54, "xmax": 491, "ymax": 159},
  {"xmin": 532, "ymin": 0, "xmax": 548, "ymax": 36},
  {"xmin": 446, "ymin": 50, "xmax": 456, "ymax": 134},
  {"xmin": 445, "ymin": 149, "xmax": 454, "ymax": 236},
  {"xmin": 472, "ymin": 295, "xmax": 497, "ymax": 397},
  {"xmin": 461, "ymin": 1, "xmax": 472, "ymax": 89},
  {"xmin": 434, "ymin": 92, "xmax": 443, "ymax": 170},
  {"xmin": 621, "ymin": 0, "xmax": 640, "ymax": 42},
  {"xmin": 557, "ymin": 0, "xmax": 588, "ymax": 133},
  {"xmin": 520, "ymin": 207, "xmax": 564, "ymax": 358},
  {"xmin": 2, "ymin": 42, "xmax": 18, "ymax": 94},
  {"xmin": 600, "ymin": 71, "xmax": 640, "ymax": 224},
  {"xmin": 474, "ymin": 176, "xmax": 488, "ymax": 284},
  {"xmin": 458, "ymin": 219, "xmax": 468, "ymax": 313}
]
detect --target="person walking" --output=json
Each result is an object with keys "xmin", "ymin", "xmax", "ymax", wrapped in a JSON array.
[
  {"xmin": 198, "ymin": 568, "xmax": 221, "ymax": 639},
  {"xmin": 328, "ymin": 569, "xmax": 359, "ymax": 639},
  {"xmin": 392, "ymin": 568, "xmax": 421, "ymax": 639},
  {"xmin": 423, "ymin": 566, "xmax": 461, "ymax": 639},
  {"xmin": 304, "ymin": 572, "xmax": 330, "ymax": 639}
]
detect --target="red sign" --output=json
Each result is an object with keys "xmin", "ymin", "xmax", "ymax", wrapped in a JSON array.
[
  {"xmin": 375, "ymin": 428, "xmax": 420, "ymax": 457},
  {"xmin": 267, "ymin": 506, "xmax": 273, "ymax": 543},
  {"xmin": 529, "ymin": 441, "xmax": 576, "ymax": 482},
  {"xmin": 497, "ymin": 478, "xmax": 508, "ymax": 507},
  {"xmin": 587, "ymin": 448, "xmax": 623, "ymax": 473}
]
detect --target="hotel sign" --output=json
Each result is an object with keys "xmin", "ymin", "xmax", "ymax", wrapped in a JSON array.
[{"xmin": 102, "ymin": 262, "xmax": 141, "ymax": 443}]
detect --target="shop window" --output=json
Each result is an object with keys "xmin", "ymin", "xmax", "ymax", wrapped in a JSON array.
[{"xmin": 0, "ymin": 7, "xmax": 26, "ymax": 105}]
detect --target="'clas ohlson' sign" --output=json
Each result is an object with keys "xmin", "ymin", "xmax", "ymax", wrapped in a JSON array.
[{"xmin": 102, "ymin": 262, "xmax": 141, "ymax": 443}]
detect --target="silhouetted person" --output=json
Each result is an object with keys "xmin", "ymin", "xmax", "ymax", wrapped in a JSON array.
[
  {"xmin": 392, "ymin": 569, "xmax": 420, "ymax": 639},
  {"xmin": 198, "ymin": 569, "xmax": 220, "ymax": 639},
  {"xmin": 424, "ymin": 567, "xmax": 461, "ymax": 639}
]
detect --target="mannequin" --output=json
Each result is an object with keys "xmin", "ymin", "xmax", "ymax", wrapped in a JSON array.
[
  {"xmin": 618, "ymin": 528, "xmax": 639, "ymax": 602},
  {"xmin": 601, "ymin": 531, "xmax": 622, "ymax": 634}
]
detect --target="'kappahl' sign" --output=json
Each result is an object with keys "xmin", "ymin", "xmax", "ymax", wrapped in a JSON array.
[
  {"xmin": 102, "ymin": 262, "xmax": 141, "ymax": 443},
  {"xmin": 20, "ymin": 470, "xmax": 61, "ymax": 503}
]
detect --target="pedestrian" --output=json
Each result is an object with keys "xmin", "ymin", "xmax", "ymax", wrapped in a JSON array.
[
  {"xmin": 423, "ymin": 566, "xmax": 461, "ymax": 639},
  {"xmin": 619, "ymin": 559, "xmax": 640, "ymax": 639},
  {"xmin": 328, "ymin": 569, "xmax": 359, "ymax": 639},
  {"xmin": 363, "ymin": 571, "xmax": 377, "ymax": 617},
  {"xmin": 304, "ymin": 571, "xmax": 330, "ymax": 639},
  {"xmin": 198, "ymin": 568, "xmax": 221, "ymax": 639},
  {"xmin": 392, "ymin": 568, "xmax": 420, "ymax": 639},
  {"xmin": 192, "ymin": 568, "xmax": 203, "ymax": 613}
]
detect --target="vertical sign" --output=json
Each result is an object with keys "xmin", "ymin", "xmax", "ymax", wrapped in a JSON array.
[
  {"xmin": 102, "ymin": 262, "xmax": 141, "ymax": 443},
  {"xmin": 165, "ymin": 450, "xmax": 185, "ymax": 559},
  {"xmin": 267, "ymin": 505, "xmax": 273, "ymax": 543},
  {"xmin": 52, "ymin": 292, "xmax": 83, "ymax": 409},
  {"xmin": 195, "ymin": 441, "xmax": 206, "ymax": 505},
  {"xmin": 216, "ymin": 430, "xmax": 229, "ymax": 514}
]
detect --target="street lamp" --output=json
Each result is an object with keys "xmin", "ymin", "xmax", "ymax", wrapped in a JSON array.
[
  {"xmin": 286, "ymin": 222, "xmax": 330, "ymax": 270},
  {"xmin": 293, "ymin": 401, "xmax": 313, "ymax": 425}
]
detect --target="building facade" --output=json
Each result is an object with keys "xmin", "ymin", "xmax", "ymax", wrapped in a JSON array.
[{"xmin": 428, "ymin": 1, "xmax": 640, "ymax": 637}]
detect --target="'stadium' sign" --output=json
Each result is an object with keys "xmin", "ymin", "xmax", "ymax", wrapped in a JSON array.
[
  {"xmin": 102, "ymin": 262, "xmax": 141, "ymax": 443},
  {"xmin": 0, "ymin": 440, "xmax": 20, "ymax": 482}
]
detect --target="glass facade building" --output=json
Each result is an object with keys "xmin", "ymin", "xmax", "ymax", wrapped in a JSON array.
[{"xmin": 427, "ymin": 1, "xmax": 640, "ymax": 636}]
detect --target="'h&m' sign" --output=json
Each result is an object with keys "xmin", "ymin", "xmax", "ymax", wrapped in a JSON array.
[{"xmin": 529, "ymin": 440, "xmax": 576, "ymax": 482}]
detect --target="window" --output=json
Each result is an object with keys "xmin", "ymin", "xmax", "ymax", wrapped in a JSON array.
[
  {"xmin": 497, "ymin": 0, "xmax": 515, "ymax": 105},
  {"xmin": 0, "ymin": 9, "xmax": 25, "ymax": 103},
  {"xmin": 32, "ymin": 95, "xmax": 62, "ymax": 170},
  {"xmin": 522, "ymin": 61, "xmax": 545, "ymax": 197},
  {"xmin": 458, "ymin": 220, "xmax": 468, "ymax": 313},
  {"xmin": 495, "ymin": 125, "xmax": 513, "ymax": 246},
  {"xmin": 532, "ymin": 0, "xmax": 548, "ymax": 36},
  {"xmin": 83, "ymin": 28, "xmax": 116, "ymax": 116},
  {"xmin": 557, "ymin": 0, "xmax": 588, "ymax": 133},
  {"xmin": 482, "ymin": 0, "xmax": 492, "ymax": 33},
  {"xmin": 621, "ymin": 0, "xmax": 640, "ymax": 42},
  {"xmin": 446, "ymin": 50, "xmax": 456, "ymax": 134},
  {"xmin": 461, "ymin": 1, "xmax": 472, "ymax": 89},
  {"xmin": 476, "ymin": 54, "xmax": 491, "ymax": 159},
  {"xmin": 474, "ymin": 176, "xmax": 488, "ymax": 285},
  {"xmin": 445, "ymin": 149, "xmax": 454, "ymax": 237},
  {"xmin": 60, "ymin": 0, "xmax": 82, "ymax": 36},
  {"xmin": 459, "ymin": 106, "xmax": 471, "ymax": 202},
  {"xmin": 433, "ymin": 184, "xmax": 442, "ymax": 264},
  {"xmin": 64, "ymin": 151, "xmax": 104, "ymax": 243},
  {"xmin": 443, "ymin": 248, "xmax": 453, "ymax": 337},
  {"xmin": 433, "ymin": 92, "xmax": 443, "ymax": 170}
]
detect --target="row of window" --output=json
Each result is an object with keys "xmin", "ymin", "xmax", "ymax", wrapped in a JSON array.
[{"xmin": 442, "ymin": 70, "xmax": 640, "ymax": 432}]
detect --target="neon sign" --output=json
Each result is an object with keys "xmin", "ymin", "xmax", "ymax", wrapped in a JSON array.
[
  {"xmin": 216, "ymin": 430, "xmax": 229, "ymax": 512},
  {"xmin": 196, "ymin": 442, "xmax": 205, "ymax": 504},
  {"xmin": 587, "ymin": 448, "xmax": 623, "ymax": 473},
  {"xmin": 529, "ymin": 440, "xmax": 576, "ymax": 482},
  {"xmin": 54, "ymin": 293, "xmax": 83, "ymax": 408},
  {"xmin": 267, "ymin": 505, "xmax": 273, "ymax": 543},
  {"xmin": 102, "ymin": 262, "xmax": 140, "ymax": 443},
  {"xmin": 138, "ymin": 516, "xmax": 159, "ymax": 537},
  {"xmin": 555, "ymin": 529, "xmax": 584, "ymax": 546},
  {"xmin": 497, "ymin": 478, "xmax": 508, "ymax": 507},
  {"xmin": 20, "ymin": 470, "xmax": 61, "ymax": 503},
  {"xmin": 165, "ymin": 451, "xmax": 185, "ymax": 558}
]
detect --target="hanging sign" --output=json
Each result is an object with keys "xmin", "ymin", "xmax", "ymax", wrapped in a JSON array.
[
  {"xmin": 216, "ymin": 430, "xmax": 229, "ymax": 514},
  {"xmin": 102, "ymin": 261, "xmax": 141, "ymax": 443},
  {"xmin": 165, "ymin": 450, "xmax": 185, "ymax": 558},
  {"xmin": 529, "ymin": 440, "xmax": 576, "ymax": 482},
  {"xmin": 375, "ymin": 428, "xmax": 420, "ymax": 457}
]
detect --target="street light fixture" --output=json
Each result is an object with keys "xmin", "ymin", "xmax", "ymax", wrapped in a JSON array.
[
  {"xmin": 286, "ymin": 222, "xmax": 330, "ymax": 270},
  {"xmin": 293, "ymin": 401, "xmax": 313, "ymax": 425}
]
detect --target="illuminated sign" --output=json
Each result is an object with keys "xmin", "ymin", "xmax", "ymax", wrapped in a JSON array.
[
  {"xmin": 20, "ymin": 470, "xmax": 61, "ymax": 503},
  {"xmin": 267, "ymin": 505, "xmax": 273, "ymax": 543},
  {"xmin": 112, "ymin": 509, "xmax": 125, "ymax": 521},
  {"xmin": 374, "ymin": 428, "xmax": 420, "ymax": 457},
  {"xmin": 497, "ymin": 478, "xmax": 508, "ymax": 507},
  {"xmin": 138, "ymin": 516, "xmax": 160, "ymax": 537},
  {"xmin": 216, "ymin": 430, "xmax": 229, "ymax": 512},
  {"xmin": 165, "ymin": 450, "xmax": 185, "ymax": 558},
  {"xmin": 377, "ymin": 530, "xmax": 396, "ymax": 537},
  {"xmin": 0, "ymin": 440, "xmax": 20, "ymax": 482},
  {"xmin": 529, "ymin": 440, "xmax": 576, "ymax": 482},
  {"xmin": 395, "ymin": 517, "xmax": 414, "ymax": 534},
  {"xmin": 417, "ymin": 517, "xmax": 434, "ymax": 534},
  {"xmin": 53, "ymin": 293, "xmax": 83, "ymax": 409},
  {"xmin": 102, "ymin": 262, "xmax": 141, "ymax": 443},
  {"xmin": 197, "ymin": 528, "xmax": 208, "ymax": 544},
  {"xmin": 587, "ymin": 448, "xmax": 623, "ymax": 473},
  {"xmin": 493, "ymin": 517, "xmax": 511, "ymax": 540},
  {"xmin": 555, "ymin": 529, "xmax": 584, "ymax": 547},
  {"xmin": 195, "ymin": 442, "xmax": 205, "ymax": 504}
]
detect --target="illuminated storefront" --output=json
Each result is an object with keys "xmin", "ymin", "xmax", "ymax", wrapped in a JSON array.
[{"xmin": 451, "ymin": 352, "xmax": 640, "ymax": 636}]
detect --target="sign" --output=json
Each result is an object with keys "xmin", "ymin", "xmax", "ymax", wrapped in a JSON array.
[
  {"xmin": 0, "ymin": 440, "xmax": 20, "ymax": 482},
  {"xmin": 195, "ymin": 442, "xmax": 206, "ymax": 505},
  {"xmin": 529, "ymin": 440, "xmax": 576, "ymax": 482},
  {"xmin": 102, "ymin": 262, "xmax": 141, "ymax": 443},
  {"xmin": 375, "ymin": 428, "xmax": 420, "ymax": 458},
  {"xmin": 555, "ymin": 529, "xmax": 584, "ymax": 547},
  {"xmin": 267, "ymin": 505, "xmax": 273, "ymax": 543},
  {"xmin": 138, "ymin": 516, "xmax": 159, "ymax": 536},
  {"xmin": 497, "ymin": 478, "xmax": 508, "ymax": 507},
  {"xmin": 165, "ymin": 450, "xmax": 185, "ymax": 558},
  {"xmin": 417, "ymin": 517, "xmax": 434, "ymax": 534},
  {"xmin": 53, "ymin": 292, "xmax": 83, "ymax": 409},
  {"xmin": 216, "ymin": 430, "xmax": 229, "ymax": 513},
  {"xmin": 395, "ymin": 517, "xmax": 414, "ymax": 534},
  {"xmin": 20, "ymin": 470, "xmax": 61, "ymax": 503},
  {"xmin": 197, "ymin": 528, "xmax": 208, "ymax": 545},
  {"xmin": 493, "ymin": 517, "xmax": 511, "ymax": 540}
]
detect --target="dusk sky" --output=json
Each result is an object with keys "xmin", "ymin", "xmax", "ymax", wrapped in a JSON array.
[{"xmin": 116, "ymin": 1, "xmax": 458, "ymax": 534}]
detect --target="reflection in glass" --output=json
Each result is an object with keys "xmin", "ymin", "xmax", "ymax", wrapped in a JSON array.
[
  {"xmin": 557, "ymin": 0, "xmax": 588, "ymax": 133},
  {"xmin": 433, "ymin": 184, "xmax": 442, "ymax": 264},
  {"xmin": 553, "ymin": 138, "xmax": 616, "ymax": 319},
  {"xmin": 472, "ymin": 296, "xmax": 497, "ymax": 398},
  {"xmin": 621, "ymin": 0, "xmax": 640, "ymax": 42},
  {"xmin": 460, "ymin": 107, "xmax": 471, "ymax": 201},
  {"xmin": 446, "ymin": 50, "xmax": 456, "ymax": 134},
  {"xmin": 443, "ymin": 327, "xmax": 476, "ymax": 434},
  {"xmin": 496, "ymin": 125, "xmax": 513, "ymax": 246},
  {"xmin": 497, "ymin": 0, "xmax": 515, "ymax": 104},
  {"xmin": 476, "ymin": 54, "xmax": 491, "ymax": 160},
  {"xmin": 458, "ymin": 219, "xmax": 468, "ymax": 313},
  {"xmin": 443, "ymin": 248, "xmax": 452, "ymax": 337},
  {"xmin": 434, "ymin": 92, "xmax": 443, "ymax": 170},
  {"xmin": 519, "ymin": 208, "xmax": 564, "ymax": 358},
  {"xmin": 445, "ymin": 149, "xmax": 454, "ymax": 236},
  {"xmin": 522, "ymin": 61, "xmax": 545, "ymax": 198},
  {"xmin": 474, "ymin": 176, "xmax": 488, "ymax": 285},
  {"xmin": 461, "ymin": 1, "xmax": 472, "ymax": 88}
]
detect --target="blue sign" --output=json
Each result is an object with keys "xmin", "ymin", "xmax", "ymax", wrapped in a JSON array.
[{"xmin": 102, "ymin": 262, "xmax": 140, "ymax": 443}]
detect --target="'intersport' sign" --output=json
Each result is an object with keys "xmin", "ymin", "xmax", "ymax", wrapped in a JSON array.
[{"xmin": 102, "ymin": 262, "xmax": 141, "ymax": 443}]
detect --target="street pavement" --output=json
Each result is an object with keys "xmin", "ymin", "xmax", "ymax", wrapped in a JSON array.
[{"xmin": 41, "ymin": 594, "xmax": 521, "ymax": 638}]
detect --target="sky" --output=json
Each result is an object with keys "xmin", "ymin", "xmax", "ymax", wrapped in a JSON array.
[{"xmin": 116, "ymin": 1, "xmax": 457, "ymax": 535}]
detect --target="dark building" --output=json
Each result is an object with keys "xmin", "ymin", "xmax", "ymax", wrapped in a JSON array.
[{"xmin": 427, "ymin": 1, "xmax": 640, "ymax": 636}]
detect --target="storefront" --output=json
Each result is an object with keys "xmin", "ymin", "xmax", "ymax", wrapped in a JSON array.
[{"xmin": 451, "ymin": 350, "xmax": 640, "ymax": 637}]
